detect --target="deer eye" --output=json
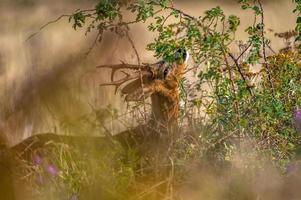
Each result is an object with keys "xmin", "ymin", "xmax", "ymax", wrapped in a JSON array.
[{"xmin": 163, "ymin": 67, "xmax": 169, "ymax": 79}]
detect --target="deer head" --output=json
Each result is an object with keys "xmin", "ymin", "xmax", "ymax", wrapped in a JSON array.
[{"xmin": 98, "ymin": 49, "xmax": 189, "ymax": 133}]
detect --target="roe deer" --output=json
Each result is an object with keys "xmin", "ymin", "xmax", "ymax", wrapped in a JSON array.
[{"xmin": 98, "ymin": 48, "xmax": 189, "ymax": 136}]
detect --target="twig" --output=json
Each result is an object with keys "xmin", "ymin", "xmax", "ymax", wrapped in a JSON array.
[
  {"xmin": 258, "ymin": 0, "xmax": 275, "ymax": 95},
  {"xmin": 236, "ymin": 43, "xmax": 252, "ymax": 62},
  {"xmin": 85, "ymin": 32, "xmax": 101, "ymax": 56},
  {"xmin": 154, "ymin": 3, "xmax": 207, "ymax": 32},
  {"xmin": 162, "ymin": 13, "xmax": 173, "ymax": 27},
  {"xmin": 184, "ymin": 58, "xmax": 206, "ymax": 74},
  {"xmin": 222, "ymin": 49, "xmax": 236, "ymax": 96},
  {"xmin": 165, "ymin": 6, "xmax": 202, "ymax": 26},
  {"xmin": 266, "ymin": 43, "xmax": 276, "ymax": 54},
  {"xmin": 25, "ymin": 14, "xmax": 70, "ymax": 42},
  {"xmin": 136, "ymin": 179, "xmax": 168, "ymax": 199},
  {"xmin": 228, "ymin": 53, "xmax": 253, "ymax": 96},
  {"xmin": 167, "ymin": 156, "xmax": 175, "ymax": 199}
]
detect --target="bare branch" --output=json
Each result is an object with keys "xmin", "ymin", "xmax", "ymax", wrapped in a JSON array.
[
  {"xmin": 258, "ymin": 0, "xmax": 275, "ymax": 95},
  {"xmin": 25, "ymin": 14, "xmax": 70, "ymax": 42},
  {"xmin": 84, "ymin": 32, "xmax": 101, "ymax": 56},
  {"xmin": 236, "ymin": 43, "xmax": 252, "ymax": 62},
  {"xmin": 228, "ymin": 53, "xmax": 253, "ymax": 96}
]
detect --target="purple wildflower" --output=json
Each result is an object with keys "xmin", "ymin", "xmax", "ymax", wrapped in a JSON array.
[
  {"xmin": 286, "ymin": 162, "xmax": 299, "ymax": 175},
  {"xmin": 46, "ymin": 164, "xmax": 59, "ymax": 176},
  {"xmin": 32, "ymin": 154, "xmax": 42, "ymax": 166},
  {"xmin": 294, "ymin": 109, "xmax": 301, "ymax": 135}
]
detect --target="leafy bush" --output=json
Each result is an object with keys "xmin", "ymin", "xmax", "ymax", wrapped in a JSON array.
[
  {"xmin": 67, "ymin": 0, "xmax": 301, "ymax": 165},
  {"xmin": 22, "ymin": 0, "xmax": 301, "ymax": 199}
]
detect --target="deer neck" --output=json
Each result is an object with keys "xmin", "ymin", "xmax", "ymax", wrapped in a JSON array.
[{"xmin": 150, "ymin": 89, "xmax": 180, "ymax": 133}]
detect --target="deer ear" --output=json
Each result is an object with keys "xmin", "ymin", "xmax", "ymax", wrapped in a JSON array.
[
  {"xmin": 175, "ymin": 48, "xmax": 189, "ymax": 64},
  {"xmin": 121, "ymin": 79, "xmax": 153, "ymax": 102},
  {"xmin": 124, "ymin": 86, "xmax": 153, "ymax": 102},
  {"xmin": 121, "ymin": 79, "xmax": 142, "ymax": 95}
]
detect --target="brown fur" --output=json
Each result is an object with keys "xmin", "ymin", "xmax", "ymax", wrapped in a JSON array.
[{"xmin": 117, "ymin": 58, "xmax": 188, "ymax": 134}]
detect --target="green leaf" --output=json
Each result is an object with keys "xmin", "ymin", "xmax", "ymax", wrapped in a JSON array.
[{"xmin": 228, "ymin": 15, "xmax": 240, "ymax": 32}]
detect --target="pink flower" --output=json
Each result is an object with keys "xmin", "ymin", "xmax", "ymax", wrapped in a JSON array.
[
  {"xmin": 286, "ymin": 161, "xmax": 299, "ymax": 175},
  {"xmin": 46, "ymin": 164, "xmax": 58, "ymax": 176},
  {"xmin": 32, "ymin": 154, "xmax": 42, "ymax": 166}
]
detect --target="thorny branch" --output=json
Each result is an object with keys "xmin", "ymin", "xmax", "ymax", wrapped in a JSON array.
[
  {"xmin": 236, "ymin": 43, "xmax": 252, "ymax": 62},
  {"xmin": 228, "ymin": 52, "xmax": 253, "ymax": 96},
  {"xmin": 258, "ymin": 0, "xmax": 275, "ymax": 95}
]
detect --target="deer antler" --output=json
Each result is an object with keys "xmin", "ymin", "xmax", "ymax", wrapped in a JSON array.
[
  {"xmin": 96, "ymin": 62, "xmax": 148, "ymax": 81},
  {"xmin": 98, "ymin": 63, "xmax": 152, "ymax": 93}
]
